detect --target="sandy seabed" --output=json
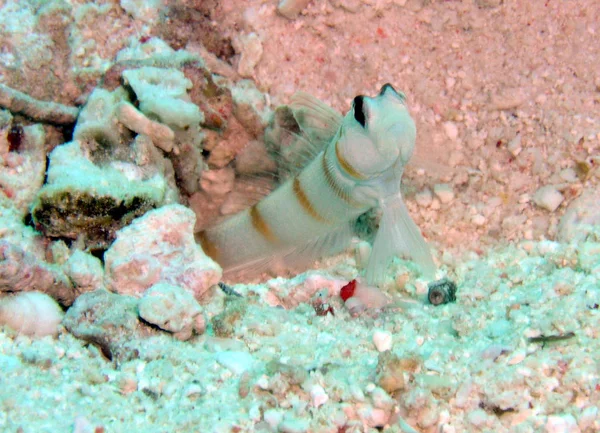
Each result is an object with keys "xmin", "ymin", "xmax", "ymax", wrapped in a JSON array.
[{"xmin": 0, "ymin": 0, "xmax": 599, "ymax": 432}]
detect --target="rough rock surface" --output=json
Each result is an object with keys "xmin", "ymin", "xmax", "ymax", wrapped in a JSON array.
[
  {"xmin": 104, "ymin": 204, "xmax": 222, "ymax": 299},
  {"xmin": 138, "ymin": 282, "xmax": 202, "ymax": 341},
  {"xmin": 31, "ymin": 141, "xmax": 167, "ymax": 250}
]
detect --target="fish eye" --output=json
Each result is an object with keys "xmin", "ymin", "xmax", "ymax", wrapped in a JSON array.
[{"xmin": 352, "ymin": 95, "xmax": 366, "ymax": 128}]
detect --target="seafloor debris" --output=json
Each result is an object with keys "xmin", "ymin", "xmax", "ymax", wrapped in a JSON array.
[
  {"xmin": 376, "ymin": 351, "xmax": 420, "ymax": 394},
  {"xmin": 427, "ymin": 278, "xmax": 457, "ymax": 306},
  {"xmin": 211, "ymin": 294, "xmax": 248, "ymax": 338},
  {"xmin": 0, "ymin": 83, "xmax": 79, "ymax": 125}
]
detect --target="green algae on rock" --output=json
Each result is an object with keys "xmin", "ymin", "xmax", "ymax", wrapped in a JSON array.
[{"xmin": 31, "ymin": 140, "xmax": 166, "ymax": 250}]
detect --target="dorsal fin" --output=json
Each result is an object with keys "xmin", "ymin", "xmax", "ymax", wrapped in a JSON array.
[
  {"xmin": 264, "ymin": 93, "xmax": 343, "ymax": 181},
  {"xmin": 290, "ymin": 92, "xmax": 343, "ymax": 146}
]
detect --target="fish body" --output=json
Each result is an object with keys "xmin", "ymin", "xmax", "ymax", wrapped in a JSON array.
[{"xmin": 196, "ymin": 84, "xmax": 435, "ymax": 284}]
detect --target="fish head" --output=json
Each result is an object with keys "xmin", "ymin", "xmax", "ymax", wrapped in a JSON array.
[{"xmin": 337, "ymin": 83, "xmax": 416, "ymax": 180}]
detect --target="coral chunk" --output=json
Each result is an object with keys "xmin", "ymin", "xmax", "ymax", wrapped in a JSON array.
[{"xmin": 104, "ymin": 204, "xmax": 222, "ymax": 299}]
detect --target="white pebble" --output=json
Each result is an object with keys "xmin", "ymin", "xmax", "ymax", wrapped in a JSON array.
[
  {"xmin": 372, "ymin": 329, "xmax": 393, "ymax": 352},
  {"xmin": 467, "ymin": 409, "xmax": 488, "ymax": 426},
  {"xmin": 310, "ymin": 384, "xmax": 329, "ymax": 407},
  {"xmin": 0, "ymin": 292, "xmax": 64, "ymax": 338},
  {"xmin": 507, "ymin": 134, "xmax": 522, "ymax": 156},
  {"xmin": 507, "ymin": 350, "xmax": 526, "ymax": 365},
  {"xmin": 415, "ymin": 188, "xmax": 433, "ymax": 207},
  {"xmin": 433, "ymin": 184, "xmax": 455, "ymax": 204},
  {"xmin": 443, "ymin": 121, "xmax": 459, "ymax": 140},
  {"xmin": 545, "ymin": 414, "xmax": 579, "ymax": 433},
  {"xmin": 579, "ymin": 406, "xmax": 598, "ymax": 430},
  {"xmin": 533, "ymin": 185, "xmax": 564, "ymax": 212},
  {"xmin": 471, "ymin": 214, "xmax": 486, "ymax": 226},
  {"xmin": 215, "ymin": 351, "xmax": 255, "ymax": 375},
  {"xmin": 278, "ymin": 0, "xmax": 312, "ymax": 19},
  {"xmin": 263, "ymin": 409, "xmax": 284, "ymax": 429}
]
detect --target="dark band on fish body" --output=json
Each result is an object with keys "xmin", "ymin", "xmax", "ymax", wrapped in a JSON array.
[
  {"xmin": 196, "ymin": 230, "xmax": 219, "ymax": 261},
  {"xmin": 335, "ymin": 140, "xmax": 367, "ymax": 180},
  {"xmin": 293, "ymin": 176, "xmax": 330, "ymax": 223},
  {"xmin": 250, "ymin": 204, "xmax": 278, "ymax": 243}
]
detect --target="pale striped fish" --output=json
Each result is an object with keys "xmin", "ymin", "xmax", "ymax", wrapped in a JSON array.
[{"xmin": 196, "ymin": 84, "xmax": 435, "ymax": 284}]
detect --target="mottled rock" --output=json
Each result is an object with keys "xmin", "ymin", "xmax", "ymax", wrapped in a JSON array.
[
  {"xmin": 231, "ymin": 79, "xmax": 272, "ymax": 138},
  {"xmin": 63, "ymin": 250, "xmax": 104, "ymax": 294},
  {"xmin": 557, "ymin": 189, "xmax": 600, "ymax": 242},
  {"xmin": 73, "ymin": 87, "xmax": 132, "ymax": 151},
  {"xmin": 0, "ymin": 120, "xmax": 47, "ymax": 215},
  {"xmin": 533, "ymin": 185, "xmax": 564, "ymax": 212},
  {"xmin": 104, "ymin": 204, "xmax": 221, "ymax": 299},
  {"xmin": 62, "ymin": 289, "xmax": 158, "ymax": 363},
  {"xmin": 211, "ymin": 295, "xmax": 247, "ymax": 338},
  {"xmin": 0, "ymin": 241, "xmax": 75, "ymax": 306},
  {"xmin": 31, "ymin": 141, "xmax": 166, "ymax": 250},
  {"xmin": 138, "ymin": 282, "xmax": 202, "ymax": 340}
]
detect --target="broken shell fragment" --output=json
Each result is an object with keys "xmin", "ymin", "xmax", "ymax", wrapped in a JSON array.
[{"xmin": 427, "ymin": 278, "xmax": 457, "ymax": 306}]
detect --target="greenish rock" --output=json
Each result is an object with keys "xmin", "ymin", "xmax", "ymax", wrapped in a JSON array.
[{"xmin": 31, "ymin": 141, "xmax": 166, "ymax": 250}]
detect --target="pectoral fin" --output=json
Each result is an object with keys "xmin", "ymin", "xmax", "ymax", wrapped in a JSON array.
[{"xmin": 365, "ymin": 195, "xmax": 435, "ymax": 285}]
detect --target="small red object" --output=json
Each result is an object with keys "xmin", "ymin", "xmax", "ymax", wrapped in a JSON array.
[{"xmin": 340, "ymin": 279, "xmax": 357, "ymax": 302}]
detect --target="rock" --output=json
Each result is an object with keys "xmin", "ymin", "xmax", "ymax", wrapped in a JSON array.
[
  {"xmin": 62, "ymin": 289, "xmax": 158, "ymax": 363},
  {"xmin": 116, "ymin": 101, "xmax": 175, "ymax": 152},
  {"xmin": 433, "ymin": 183, "xmax": 454, "ymax": 204},
  {"xmin": 200, "ymin": 167, "xmax": 235, "ymax": 196},
  {"xmin": 0, "ymin": 120, "xmax": 47, "ymax": 215},
  {"xmin": 0, "ymin": 241, "xmax": 75, "ymax": 306},
  {"xmin": 442, "ymin": 121, "xmax": 458, "ymax": 140},
  {"xmin": 0, "ymin": 292, "xmax": 64, "ymax": 338},
  {"xmin": 215, "ymin": 350, "xmax": 256, "ymax": 375},
  {"xmin": 376, "ymin": 352, "xmax": 420, "ymax": 394},
  {"xmin": 231, "ymin": 79, "xmax": 272, "ymax": 138},
  {"xmin": 104, "ymin": 204, "xmax": 221, "ymax": 299},
  {"xmin": 207, "ymin": 118, "xmax": 253, "ymax": 168},
  {"xmin": 73, "ymin": 87, "xmax": 132, "ymax": 150},
  {"xmin": 533, "ymin": 185, "xmax": 564, "ymax": 212},
  {"xmin": 373, "ymin": 329, "xmax": 393, "ymax": 352},
  {"xmin": 278, "ymin": 0, "xmax": 312, "ymax": 19},
  {"xmin": 122, "ymin": 67, "xmax": 203, "ymax": 129},
  {"xmin": 138, "ymin": 283, "xmax": 202, "ymax": 340},
  {"xmin": 545, "ymin": 414, "xmax": 579, "ymax": 433},
  {"xmin": 234, "ymin": 33, "xmax": 263, "ymax": 78},
  {"xmin": 63, "ymin": 250, "xmax": 104, "ymax": 295},
  {"xmin": 557, "ymin": 189, "xmax": 600, "ymax": 242},
  {"xmin": 119, "ymin": 0, "xmax": 162, "ymax": 23},
  {"xmin": 211, "ymin": 295, "xmax": 247, "ymax": 338},
  {"xmin": 31, "ymin": 141, "xmax": 166, "ymax": 250},
  {"xmin": 415, "ymin": 188, "xmax": 433, "ymax": 207}
]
